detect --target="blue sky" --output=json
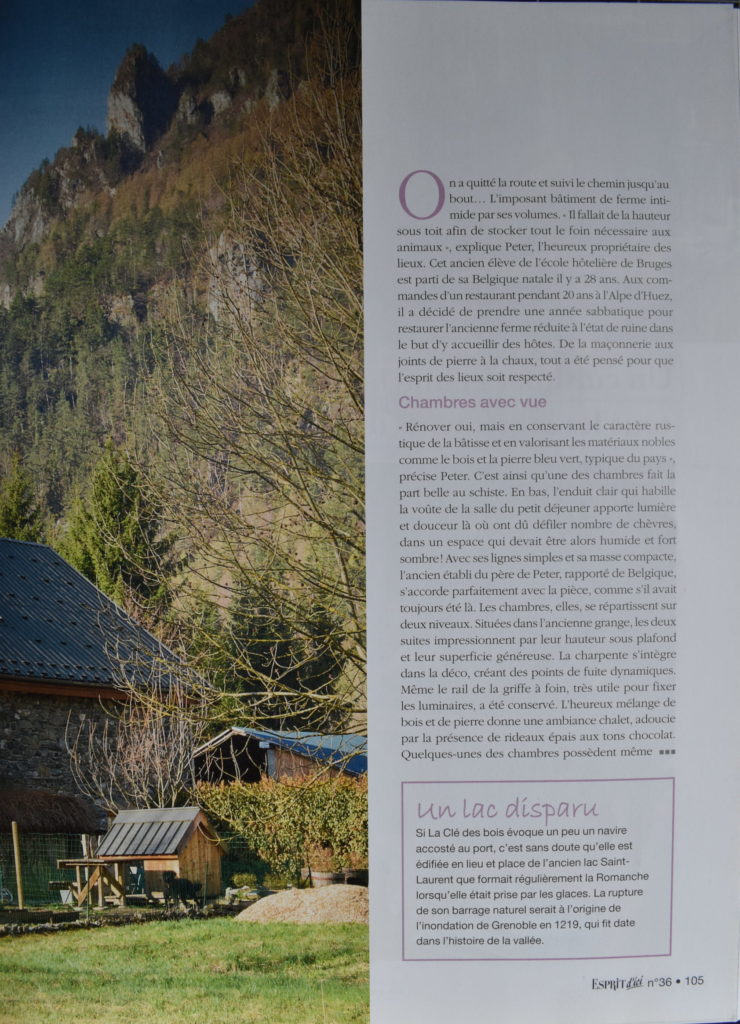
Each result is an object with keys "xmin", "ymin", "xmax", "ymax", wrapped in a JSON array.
[{"xmin": 0, "ymin": 0, "xmax": 244, "ymax": 225}]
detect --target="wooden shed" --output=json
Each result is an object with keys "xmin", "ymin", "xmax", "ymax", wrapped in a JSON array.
[
  {"xmin": 194, "ymin": 728, "xmax": 368, "ymax": 784},
  {"xmin": 96, "ymin": 807, "xmax": 222, "ymax": 899}
]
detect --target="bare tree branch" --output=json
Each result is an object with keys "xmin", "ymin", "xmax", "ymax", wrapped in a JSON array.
[{"xmin": 136, "ymin": 6, "xmax": 365, "ymax": 732}]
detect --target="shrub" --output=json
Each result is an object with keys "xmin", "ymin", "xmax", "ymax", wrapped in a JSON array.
[
  {"xmin": 263, "ymin": 871, "xmax": 304, "ymax": 891},
  {"xmin": 198, "ymin": 775, "xmax": 368, "ymax": 876},
  {"xmin": 231, "ymin": 872, "xmax": 259, "ymax": 889}
]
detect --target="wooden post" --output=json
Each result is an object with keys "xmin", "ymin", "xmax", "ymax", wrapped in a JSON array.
[
  {"xmin": 80, "ymin": 835, "xmax": 91, "ymax": 912},
  {"xmin": 116, "ymin": 862, "xmax": 127, "ymax": 907},
  {"xmin": 11, "ymin": 821, "xmax": 24, "ymax": 909}
]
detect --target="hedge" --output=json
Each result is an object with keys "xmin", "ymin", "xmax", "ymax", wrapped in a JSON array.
[{"xmin": 197, "ymin": 775, "xmax": 368, "ymax": 876}]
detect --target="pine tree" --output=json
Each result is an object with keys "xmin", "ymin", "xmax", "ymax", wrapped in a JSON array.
[
  {"xmin": 0, "ymin": 454, "xmax": 45, "ymax": 541},
  {"xmin": 61, "ymin": 440, "xmax": 174, "ymax": 623}
]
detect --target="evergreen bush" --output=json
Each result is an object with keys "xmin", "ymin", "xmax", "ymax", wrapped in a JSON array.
[{"xmin": 199, "ymin": 775, "xmax": 368, "ymax": 877}]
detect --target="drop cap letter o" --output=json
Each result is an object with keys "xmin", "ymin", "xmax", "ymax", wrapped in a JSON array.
[{"xmin": 399, "ymin": 170, "xmax": 446, "ymax": 220}]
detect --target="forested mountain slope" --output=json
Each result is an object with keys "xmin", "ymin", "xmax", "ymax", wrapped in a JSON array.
[
  {"xmin": 0, "ymin": 0, "xmax": 365, "ymax": 733},
  {"xmin": 0, "ymin": 0, "xmax": 323, "ymax": 513}
]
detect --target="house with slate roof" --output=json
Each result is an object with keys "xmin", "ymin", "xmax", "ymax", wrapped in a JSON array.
[
  {"xmin": 194, "ymin": 726, "xmax": 367, "ymax": 784},
  {"xmin": 0, "ymin": 537, "xmax": 177, "ymax": 817}
]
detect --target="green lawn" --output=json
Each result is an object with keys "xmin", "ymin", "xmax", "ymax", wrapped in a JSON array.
[{"xmin": 0, "ymin": 919, "xmax": 369, "ymax": 1024}]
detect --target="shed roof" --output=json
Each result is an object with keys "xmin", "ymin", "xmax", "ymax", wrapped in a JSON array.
[
  {"xmin": 0, "ymin": 785, "xmax": 106, "ymax": 834},
  {"xmin": 0, "ymin": 538, "xmax": 176, "ymax": 689},
  {"xmin": 96, "ymin": 806, "xmax": 214, "ymax": 858},
  {"xmin": 195, "ymin": 728, "xmax": 368, "ymax": 775}
]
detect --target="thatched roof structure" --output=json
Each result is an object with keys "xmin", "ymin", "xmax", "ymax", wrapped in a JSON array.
[{"xmin": 0, "ymin": 785, "xmax": 105, "ymax": 834}]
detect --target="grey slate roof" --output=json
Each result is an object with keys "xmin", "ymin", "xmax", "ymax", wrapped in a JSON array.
[
  {"xmin": 0, "ymin": 538, "xmax": 174, "ymax": 687},
  {"xmin": 96, "ymin": 806, "xmax": 206, "ymax": 858}
]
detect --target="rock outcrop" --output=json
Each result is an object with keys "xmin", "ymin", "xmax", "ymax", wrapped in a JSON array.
[
  {"xmin": 0, "ymin": 0, "xmax": 311, "ymax": 291},
  {"xmin": 4, "ymin": 184, "xmax": 49, "ymax": 247},
  {"xmin": 106, "ymin": 45, "xmax": 180, "ymax": 152}
]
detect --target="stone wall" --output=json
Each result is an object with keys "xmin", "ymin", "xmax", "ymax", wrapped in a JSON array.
[{"xmin": 0, "ymin": 690, "xmax": 115, "ymax": 798}]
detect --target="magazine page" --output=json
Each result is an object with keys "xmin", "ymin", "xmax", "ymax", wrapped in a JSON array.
[{"xmin": 363, "ymin": 3, "xmax": 740, "ymax": 1022}]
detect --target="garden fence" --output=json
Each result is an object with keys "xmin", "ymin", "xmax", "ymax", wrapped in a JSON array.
[
  {"xmin": 0, "ymin": 833, "xmax": 83, "ymax": 907},
  {"xmin": 0, "ymin": 831, "xmax": 265, "ymax": 906},
  {"xmin": 219, "ymin": 832, "xmax": 265, "ymax": 887}
]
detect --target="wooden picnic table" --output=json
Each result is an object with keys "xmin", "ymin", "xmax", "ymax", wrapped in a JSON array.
[{"xmin": 56, "ymin": 858, "xmax": 127, "ymax": 908}]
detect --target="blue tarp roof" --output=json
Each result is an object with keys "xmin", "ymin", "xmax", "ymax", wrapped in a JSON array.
[{"xmin": 197, "ymin": 727, "xmax": 368, "ymax": 775}]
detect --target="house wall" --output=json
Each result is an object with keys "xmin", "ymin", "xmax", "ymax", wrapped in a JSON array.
[
  {"xmin": 0, "ymin": 689, "xmax": 115, "ymax": 797},
  {"xmin": 178, "ymin": 823, "xmax": 222, "ymax": 897},
  {"xmin": 142, "ymin": 857, "xmax": 179, "ymax": 897},
  {"xmin": 140, "ymin": 831, "xmax": 222, "ymax": 898},
  {"xmin": 274, "ymin": 748, "xmax": 342, "ymax": 780}
]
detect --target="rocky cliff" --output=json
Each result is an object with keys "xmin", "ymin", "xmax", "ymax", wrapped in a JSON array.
[
  {"xmin": 0, "ymin": 0, "xmax": 345, "ymax": 518},
  {"xmin": 0, "ymin": 0, "xmax": 318, "ymax": 278},
  {"xmin": 106, "ymin": 45, "xmax": 180, "ymax": 152}
]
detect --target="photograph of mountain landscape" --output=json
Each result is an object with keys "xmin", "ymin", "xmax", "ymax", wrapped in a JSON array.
[
  {"xmin": 0, "ymin": 1, "xmax": 367, "ymax": 1020},
  {"xmin": 0, "ymin": 0, "xmax": 364, "ymax": 725}
]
